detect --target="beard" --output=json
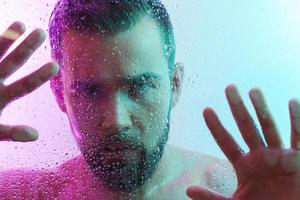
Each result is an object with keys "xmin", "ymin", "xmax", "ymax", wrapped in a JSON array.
[{"xmin": 80, "ymin": 121, "xmax": 170, "ymax": 193}]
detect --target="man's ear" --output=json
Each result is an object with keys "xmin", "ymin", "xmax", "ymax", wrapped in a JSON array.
[
  {"xmin": 50, "ymin": 71, "xmax": 67, "ymax": 113},
  {"xmin": 171, "ymin": 62, "xmax": 184, "ymax": 108}
]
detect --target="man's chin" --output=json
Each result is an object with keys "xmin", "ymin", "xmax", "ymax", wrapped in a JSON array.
[
  {"xmin": 90, "ymin": 158, "xmax": 143, "ymax": 193},
  {"xmin": 79, "ymin": 147, "xmax": 140, "ymax": 190},
  {"xmin": 80, "ymin": 128, "xmax": 169, "ymax": 193},
  {"xmin": 99, "ymin": 149, "xmax": 141, "ymax": 164}
]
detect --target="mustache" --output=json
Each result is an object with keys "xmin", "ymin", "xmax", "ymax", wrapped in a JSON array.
[{"xmin": 97, "ymin": 129, "xmax": 143, "ymax": 151}]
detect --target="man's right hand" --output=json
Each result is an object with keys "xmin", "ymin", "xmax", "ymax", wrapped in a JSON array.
[{"xmin": 0, "ymin": 21, "xmax": 59, "ymax": 142}]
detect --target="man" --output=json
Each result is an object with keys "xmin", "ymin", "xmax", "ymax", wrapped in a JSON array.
[{"xmin": 1, "ymin": 0, "xmax": 300, "ymax": 199}]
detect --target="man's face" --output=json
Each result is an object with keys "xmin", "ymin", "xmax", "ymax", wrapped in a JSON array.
[{"xmin": 59, "ymin": 16, "xmax": 174, "ymax": 192}]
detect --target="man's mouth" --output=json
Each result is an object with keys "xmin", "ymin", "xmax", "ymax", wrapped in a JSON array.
[
  {"xmin": 99, "ymin": 136, "xmax": 141, "ymax": 151},
  {"xmin": 98, "ymin": 143, "xmax": 141, "ymax": 162},
  {"xmin": 102, "ymin": 143, "xmax": 128, "ymax": 151}
]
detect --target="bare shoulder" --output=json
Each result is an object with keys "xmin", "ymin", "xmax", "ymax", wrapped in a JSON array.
[
  {"xmin": 56, "ymin": 154, "xmax": 88, "ymax": 177},
  {"xmin": 0, "ymin": 166, "xmax": 62, "ymax": 198},
  {"xmin": 167, "ymin": 144, "xmax": 224, "ymax": 173},
  {"xmin": 167, "ymin": 145, "xmax": 237, "ymax": 196},
  {"xmin": 200, "ymin": 155, "xmax": 237, "ymax": 196},
  {"xmin": 158, "ymin": 145, "xmax": 220, "ymax": 186},
  {"xmin": 168, "ymin": 145, "xmax": 221, "ymax": 164},
  {"xmin": 55, "ymin": 154, "xmax": 95, "ymax": 188},
  {"xmin": 0, "ymin": 167, "xmax": 50, "ymax": 183}
]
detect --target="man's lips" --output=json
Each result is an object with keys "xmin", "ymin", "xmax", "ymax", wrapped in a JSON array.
[
  {"xmin": 99, "ymin": 138, "xmax": 141, "ymax": 151},
  {"xmin": 102, "ymin": 143, "xmax": 128, "ymax": 151},
  {"xmin": 98, "ymin": 149, "xmax": 140, "ymax": 163},
  {"xmin": 97, "ymin": 142, "xmax": 141, "ymax": 161}
]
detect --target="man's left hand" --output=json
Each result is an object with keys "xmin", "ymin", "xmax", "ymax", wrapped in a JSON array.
[{"xmin": 186, "ymin": 84, "xmax": 300, "ymax": 200}]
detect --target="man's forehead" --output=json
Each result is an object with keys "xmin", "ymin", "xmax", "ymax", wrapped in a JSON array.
[
  {"xmin": 61, "ymin": 15, "xmax": 164, "ymax": 57},
  {"xmin": 60, "ymin": 15, "xmax": 169, "ymax": 80}
]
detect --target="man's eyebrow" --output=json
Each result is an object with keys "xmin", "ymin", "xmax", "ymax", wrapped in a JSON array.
[
  {"xmin": 70, "ymin": 81, "xmax": 108, "ymax": 89},
  {"xmin": 70, "ymin": 73, "xmax": 162, "ymax": 88},
  {"xmin": 125, "ymin": 73, "xmax": 162, "ymax": 82}
]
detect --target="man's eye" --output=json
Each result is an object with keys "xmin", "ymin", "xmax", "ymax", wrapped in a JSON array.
[
  {"xmin": 71, "ymin": 83, "xmax": 104, "ymax": 98},
  {"xmin": 84, "ymin": 85, "xmax": 103, "ymax": 97},
  {"xmin": 128, "ymin": 82, "xmax": 153, "ymax": 99},
  {"xmin": 71, "ymin": 83, "xmax": 105, "ymax": 98}
]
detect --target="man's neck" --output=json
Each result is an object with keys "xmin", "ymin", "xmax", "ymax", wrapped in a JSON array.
[{"xmin": 59, "ymin": 144, "xmax": 179, "ymax": 200}]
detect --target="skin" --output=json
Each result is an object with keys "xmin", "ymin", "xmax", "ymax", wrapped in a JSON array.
[
  {"xmin": 187, "ymin": 86, "xmax": 300, "ymax": 200},
  {"xmin": 1, "ymin": 19, "xmax": 300, "ymax": 199},
  {"xmin": 55, "ymin": 15, "xmax": 184, "ymax": 197},
  {"xmin": 0, "ymin": 21, "xmax": 58, "ymax": 141}
]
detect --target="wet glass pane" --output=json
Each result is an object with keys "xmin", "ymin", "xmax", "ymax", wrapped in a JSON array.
[{"xmin": 1, "ymin": 0, "xmax": 300, "ymax": 199}]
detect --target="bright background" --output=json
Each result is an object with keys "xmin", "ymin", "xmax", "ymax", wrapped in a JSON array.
[{"xmin": 0, "ymin": 0, "xmax": 300, "ymax": 170}]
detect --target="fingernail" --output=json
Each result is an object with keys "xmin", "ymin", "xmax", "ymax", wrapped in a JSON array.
[
  {"xmin": 227, "ymin": 85, "xmax": 241, "ymax": 104},
  {"xmin": 35, "ymin": 28, "xmax": 46, "ymax": 40},
  {"xmin": 11, "ymin": 21, "xmax": 26, "ymax": 34},
  {"xmin": 11, "ymin": 126, "xmax": 39, "ymax": 141},
  {"xmin": 50, "ymin": 62, "xmax": 60, "ymax": 74},
  {"xmin": 290, "ymin": 99, "xmax": 300, "ymax": 116},
  {"xmin": 26, "ymin": 29, "xmax": 46, "ymax": 49},
  {"xmin": 2, "ymin": 28, "xmax": 22, "ymax": 41},
  {"xmin": 290, "ymin": 99, "xmax": 300, "ymax": 133},
  {"xmin": 42, "ymin": 62, "xmax": 59, "ymax": 78},
  {"xmin": 203, "ymin": 107, "xmax": 217, "ymax": 126},
  {"xmin": 23, "ymin": 126, "xmax": 39, "ymax": 140},
  {"xmin": 29, "ymin": 129, "xmax": 39, "ymax": 140},
  {"xmin": 250, "ymin": 89, "xmax": 268, "ymax": 119}
]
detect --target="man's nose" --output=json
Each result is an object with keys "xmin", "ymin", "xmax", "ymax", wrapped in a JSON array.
[
  {"xmin": 101, "ymin": 91, "xmax": 132, "ymax": 132},
  {"xmin": 116, "ymin": 92, "xmax": 132, "ymax": 132}
]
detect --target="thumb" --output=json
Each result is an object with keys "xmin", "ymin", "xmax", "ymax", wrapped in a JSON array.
[{"xmin": 186, "ymin": 186, "xmax": 230, "ymax": 200}]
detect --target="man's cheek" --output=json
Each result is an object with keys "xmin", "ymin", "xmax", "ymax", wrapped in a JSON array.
[
  {"xmin": 70, "ymin": 109, "xmax": 102, "ymax": 138},
  {"xmin": 142, "ymin": 114, "xmax": 166, "ymax": 145}
]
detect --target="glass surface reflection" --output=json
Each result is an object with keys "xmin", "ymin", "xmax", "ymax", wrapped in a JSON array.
[{"xmin": 1, "ymin": 0, "xmax": 300, "ymax": 200}]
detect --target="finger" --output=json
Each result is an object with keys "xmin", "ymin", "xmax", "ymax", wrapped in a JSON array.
[
  {"xmin": 0, "ymin": 124, "xmax": 38, "ymax": 142},
  {"xmin": 249, "ymin": 88, "xmax": 282, "ymax": 148},
  {"xmin": 204, "ymin": 107, "xmax": 243, "ymax": 164},
  {"xmin": 289, "ymin": 99, "xmax": 300, "ymax": 150},
  {"xmin": 1, "ymin": 62, "xmax": 59, "ymax": 105},
  {"xmin": 186, "ymin": 186, "xmax": 230, "ymax": 200},
  {"xmin": 0, "ymin": 28, "xmax": 46, "ymax": 80},
  {"xmin": 226, "ymin": 84, "xmax": 265, "ymax": 150},
  {"xmin": 0, "ymin": 21, "xmax": 26, "ymax": 59}
]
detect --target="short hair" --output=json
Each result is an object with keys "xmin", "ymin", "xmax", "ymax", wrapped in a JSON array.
[{"xmin": 48, "ymin": 0, "xmax": 176, "ymax": 74}]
